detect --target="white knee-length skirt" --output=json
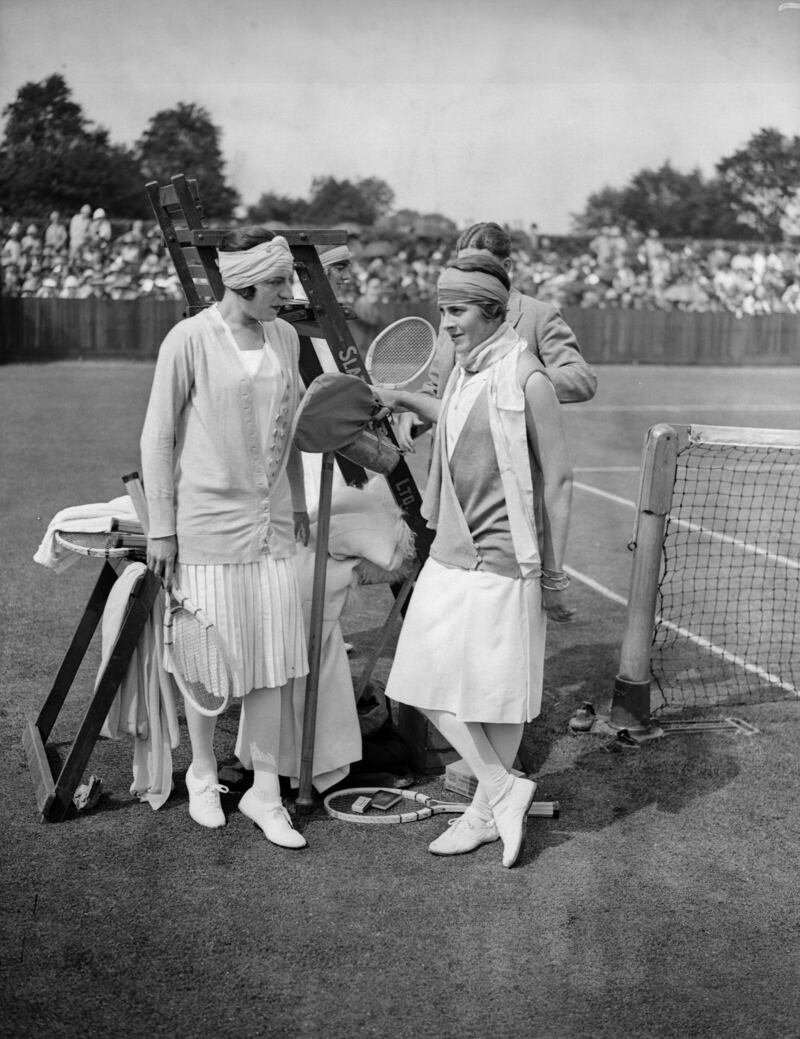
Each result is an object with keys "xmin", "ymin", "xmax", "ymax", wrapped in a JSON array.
[
  {"xmin": 385, "ymin": 557, "xmax": 546, "ymax": 724},
  {"xmin": 175, "ymin": 557, "xmax": 308, "ymax": 698}
]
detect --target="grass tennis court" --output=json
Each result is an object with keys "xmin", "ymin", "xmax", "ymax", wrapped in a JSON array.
[{"xmin": 2, "ymin": 361, "xmax": 800, "ymax": 1039}]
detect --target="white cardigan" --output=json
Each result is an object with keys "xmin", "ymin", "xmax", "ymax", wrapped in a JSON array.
[{"xmin": 140, "ymin": 305, "xmax": 303, "ymax": 564}]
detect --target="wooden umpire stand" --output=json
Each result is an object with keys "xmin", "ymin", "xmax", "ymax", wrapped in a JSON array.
[
  {"xmin": 146, "ymin": 174, "xmax": 449, "ymax": 775},
  {"xmin": 23, "ymin": 553, "xmax": 162, "ymax": 822}
]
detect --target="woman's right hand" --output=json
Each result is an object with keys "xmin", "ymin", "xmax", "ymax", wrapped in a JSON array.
[{"xmin": 146, "ymin": 535, "xmax": 178, "ymax": 590}]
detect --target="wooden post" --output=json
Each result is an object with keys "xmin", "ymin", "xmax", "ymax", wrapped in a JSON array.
[
  {"xmin": 609, "ymin": 423, "xmax": 678, "ymax": 734},
  {"xmin": 296, "ymin": 452, "xmax": 335, "ymax": 812}
]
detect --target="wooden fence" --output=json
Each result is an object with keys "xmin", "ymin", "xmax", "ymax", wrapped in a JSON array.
[
  {"xmin": 0, "ymin": 297, "xmax": 184, "ymax": 363},
  {"xmin": 2, "ymin": 296, "xmax": 800, "ymax": 365}
]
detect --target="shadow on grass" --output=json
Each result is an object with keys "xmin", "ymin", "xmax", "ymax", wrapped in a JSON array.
[
  {"xmin": 28, "ymin": 636, "xmax": 741, "ymax": 853},
  {"xmin": 514, "ymin": 642, "xmax": 743, "ymax": 864}
]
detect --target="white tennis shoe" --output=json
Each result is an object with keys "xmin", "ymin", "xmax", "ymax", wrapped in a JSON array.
[
  {"xmin": 492, "ymin": 776, "xmax": 537, "ymax": 868},
  {"xmin": 428, "ymin": 810, "xmax": 499, "ymax": 856},
  {"xmin": 239, "ymin": 789, "xmax": 307, "ymax": 849},
  {"xmin": 185, "ymin": 765, "xmax": 228, "ymax": 829}
]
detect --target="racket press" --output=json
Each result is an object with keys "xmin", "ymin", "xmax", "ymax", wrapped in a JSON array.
[{"xmin": 146, "ymin": 175, "xmax": 438, "ymax": 802}]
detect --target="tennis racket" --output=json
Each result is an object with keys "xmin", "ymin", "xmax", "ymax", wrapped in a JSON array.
[
  {"xmin": 365, "ymin": 316, "xmax": 437, "ymax": 389},
  {"xmin": 323, "ymin": 787, "xmax": 560, "ymax": 825},
  {"xmin": 162, "ymin": 587, "xmax": 237, "ymax": 717},
  {"xmin": 121, "ymin": 473, "xmax": 234, "ymax": 716},
  {"xmin": 54, "ymin": 530, "xmax": 148, "ymax": 560}
]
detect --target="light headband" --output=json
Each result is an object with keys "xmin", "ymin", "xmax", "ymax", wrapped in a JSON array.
[
  {"xmin": 437, "ymin": 267, "xmax": 509, "ymax": 308},
  {"xmin": 217, "ymin": 236, "xmax": 294, "ymax": 290},
  {"xmin": 319, "ymin": 244, "xmax": 352, "ymax": 269}
]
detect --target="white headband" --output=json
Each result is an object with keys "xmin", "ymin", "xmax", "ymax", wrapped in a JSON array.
[
  {"xmin": 319, "ymin": 244, "xmax": 352, "ymax": 269},
  {"xmin": 217, "ymin": 236, "xmax": 294, "ymax": 289}
]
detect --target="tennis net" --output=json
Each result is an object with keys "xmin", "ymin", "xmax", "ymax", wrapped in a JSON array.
[{"xmin": 650, "ymin": 424, "xmax": 800, "ymax": 712}]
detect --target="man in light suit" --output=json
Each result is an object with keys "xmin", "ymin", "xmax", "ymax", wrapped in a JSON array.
[{"xmin": 394, "ymin": 221, "xmax": 597, "ymax": 449}]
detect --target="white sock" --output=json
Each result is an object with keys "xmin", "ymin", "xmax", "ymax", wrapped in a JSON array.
[
  {"xmin": 249, "ymin": 771, "xmax": 282, "ymax": 807},
  {"xmin": 237, "ymin": 685, "xmax": 290, "ymax": 807},
  {"xmin": 422, "ymin": 709, "xmax": 513, "ymax": 804},
  {"xmin": 184, "ymin": 700, "xmax": 218, "ymax": 781}
]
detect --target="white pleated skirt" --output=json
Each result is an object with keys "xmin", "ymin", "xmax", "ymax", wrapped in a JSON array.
[
  {"xmin": 175, "ymin": 556, "xmax": 308, "ymax": 698},
  {"xmin": 385, "ymin": 557, "xmax": 546, "ymax": 724}
]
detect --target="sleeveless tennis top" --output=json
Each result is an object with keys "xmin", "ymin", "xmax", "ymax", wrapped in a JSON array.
[{"xmin": 430, "ymin": 384, "xmax": 521, "ymax": 579}]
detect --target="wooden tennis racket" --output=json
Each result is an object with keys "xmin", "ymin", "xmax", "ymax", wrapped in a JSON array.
[
  {"xmin": 54, "ymin": 530, "xmax": 148, "ymax": 560},
  {"xmin": 365, "ymin": 317, "xmax": 437, "ymax": 389},
  {"xmin": 162, "ymin": 588, "xmax": 237, "ymax": 717},
  {"xmin": 120, "ymin": 472, "xmax": 235, "ymax": 716},
  {"xmin": 323, "ymin": 787, "xmax": 560, "ymax": 825}
]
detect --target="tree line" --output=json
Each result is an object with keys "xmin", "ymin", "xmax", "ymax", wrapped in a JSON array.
[{"xmin": 1, "ymin": 73, "xmax": 799, "ymax": 242}]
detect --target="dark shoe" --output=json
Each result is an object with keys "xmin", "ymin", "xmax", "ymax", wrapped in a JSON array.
[{"xmin": 569, "ymin": 702, "xmax": 596, "ymax": 732}]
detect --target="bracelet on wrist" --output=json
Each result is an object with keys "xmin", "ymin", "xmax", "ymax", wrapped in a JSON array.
[{"xmin": 540, "ymin": 569, "xmax": 570, "ymax": 591}]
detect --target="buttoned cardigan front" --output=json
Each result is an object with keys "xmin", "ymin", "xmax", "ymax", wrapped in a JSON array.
[{"xmin": 140, "ymin": 305, "xmax": 302, "ymax": 564}]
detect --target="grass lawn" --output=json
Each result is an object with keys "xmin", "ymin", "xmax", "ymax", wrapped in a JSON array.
[{"xmin": 2, "ymin": 361, "xmax": 798, "ymax": 1039}]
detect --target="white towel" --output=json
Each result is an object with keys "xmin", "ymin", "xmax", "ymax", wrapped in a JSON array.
[
  {"xmin": 33, "ymin": 495, "xmax": 140, "ymax": 573},
  {"xmin": 98, "ymin": 563, "xmax": 181, "ymax": 810}
]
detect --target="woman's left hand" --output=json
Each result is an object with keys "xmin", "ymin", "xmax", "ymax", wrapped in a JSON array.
[
  {"xmin": 374, "ymin": 388, "xmax": 401, "ymax": 414},
  {"xmin": 294, "ymin": 510, "xmax": 310, "ymax": 546},
  {"xmin": 542, "ymin": 586, "xmax": 576, "ymax": 622}
]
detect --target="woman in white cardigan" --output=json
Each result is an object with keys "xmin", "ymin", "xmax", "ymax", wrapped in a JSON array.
[
  {"xmin": 140, "ymin": 227, "xmax": 313, "ymax": 848},
  {"xmin": 379, "ymin": 254, "xmax": 575, "ymax": 869}
]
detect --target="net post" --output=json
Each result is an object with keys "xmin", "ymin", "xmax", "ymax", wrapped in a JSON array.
[{"xmin": 609, "ymin": 423, "xmax": 678, "ymax": 736}]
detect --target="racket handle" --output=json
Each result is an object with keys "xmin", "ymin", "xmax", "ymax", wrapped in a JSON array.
[{"xmin": 122, "ymin": 471, "xmax": 150, "ymax": 534}]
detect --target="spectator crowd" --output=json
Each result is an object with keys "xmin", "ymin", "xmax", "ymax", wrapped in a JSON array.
[
  {"xmin": 3, "ymin": 207, "xmax": 800, "ymax": 318},
  {"xmin": 1, "ymin": 207, "xmax": 185, "ymax": 301}
]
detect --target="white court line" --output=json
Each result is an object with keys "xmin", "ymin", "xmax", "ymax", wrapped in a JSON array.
[
  {"xmin": 573, "ymin": 480, "xmax": 800, "ymax": 571},
  {"xmin": 574, "ymin": 481, "xmax": 635, "ymax": 509},
  {"xmin": 563, "ymin": 565, "xmax": 800, "ymax": 698},
  {"xmin": 653, "ymin": 617, "xmax": 800, "ymax": 698},
  {"xmin": 574, "ymin": 466, "xmax": 639, "ymax": 473},
  {"xmin": 564, "ymin": 565, "xmax": 628, "ymax": 608},
  {"xmin": 567, "ymin": 488, "xmax": 800, "ymax": 696},
  {"xmin": 668, "ymin": 515, "xmax": 800, "ymax": 571},
  {"xmin": 583, "ymin": 404, "xmax": 800, "ymax": 412}
]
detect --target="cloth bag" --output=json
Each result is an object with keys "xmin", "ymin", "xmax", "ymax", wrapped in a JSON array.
[{"xmin": 294, "ymin": 372, "xmax": 400, "ymax": 474}]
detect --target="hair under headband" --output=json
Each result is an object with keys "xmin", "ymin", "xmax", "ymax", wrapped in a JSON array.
[
  {"xmin": 437, "ymin": 267, "xmax": 510, "ymax": 308},
  {"xmin": 217, "ymin": 236, "xmax": 294, "ymax": 290}
]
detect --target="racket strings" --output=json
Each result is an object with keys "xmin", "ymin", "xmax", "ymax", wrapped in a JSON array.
[
  {"xmin": 167, "ymin": 605, "xmax": 235, "ymax": 713},
  {"xmin": 368, "ymin": 320, "xmax": 435, "ymax": 385}
]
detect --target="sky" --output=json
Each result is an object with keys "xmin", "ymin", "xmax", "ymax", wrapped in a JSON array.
[{"xmin": 1, "ymin": 0, "xmax": 799, "ymax": 233}]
